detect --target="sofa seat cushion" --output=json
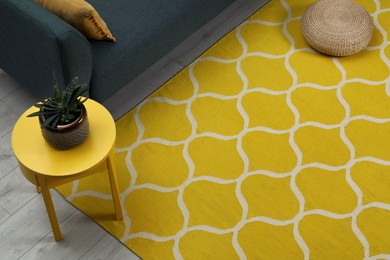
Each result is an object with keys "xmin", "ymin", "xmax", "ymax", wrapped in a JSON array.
[{"xmin": 87, "ymin": 0, "xmax": 234, "ymax": 102}]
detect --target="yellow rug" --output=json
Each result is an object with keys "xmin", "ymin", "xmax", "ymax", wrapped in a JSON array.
[{"xmin": 57, "ymin": 0, "xmax": 390, "ymax": 258}]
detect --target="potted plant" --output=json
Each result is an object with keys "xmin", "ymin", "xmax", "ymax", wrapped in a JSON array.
[{"xmin": 28, "ymin": 73, "xmax": 89, "ymax": 150}]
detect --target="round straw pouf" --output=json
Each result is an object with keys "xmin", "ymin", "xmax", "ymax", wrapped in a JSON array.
[{"xmin": 301, "ymin": 0, "xmax": 373, "ymax": 56}]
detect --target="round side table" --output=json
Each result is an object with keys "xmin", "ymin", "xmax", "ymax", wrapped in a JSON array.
[{"xmin": 12, "ymin": 99, "xmax": 123, "ymax": 241}]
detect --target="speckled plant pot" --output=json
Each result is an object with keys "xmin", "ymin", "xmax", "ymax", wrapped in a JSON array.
[{"xmin": 39, "ymin": 105, "xmax": 89, "ymax": 150}]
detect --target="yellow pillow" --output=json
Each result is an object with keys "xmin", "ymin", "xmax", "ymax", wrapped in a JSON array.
[{"xmin": 35, "ymin": 0, "xmax": 116, "ymax": 42}]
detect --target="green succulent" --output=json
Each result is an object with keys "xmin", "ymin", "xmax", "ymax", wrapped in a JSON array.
[{"xmin": 28, "ymin": 73, "xmax": 89, "ymax": 129}]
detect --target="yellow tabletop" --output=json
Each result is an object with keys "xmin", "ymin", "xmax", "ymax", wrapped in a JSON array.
[{"xmin": 12, "ymin": 99, "xmax": 116, "ymax": 177}]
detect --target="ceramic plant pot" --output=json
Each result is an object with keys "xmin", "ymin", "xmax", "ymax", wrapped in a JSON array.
[{"xmin": 39, "ymin": 105, "xmax": 89, "ymax": 150}]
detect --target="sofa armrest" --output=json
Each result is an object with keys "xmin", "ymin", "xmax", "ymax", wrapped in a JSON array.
[{"xmin": 0, "ymin": 0, "xmax": 93, "ymax": 98}]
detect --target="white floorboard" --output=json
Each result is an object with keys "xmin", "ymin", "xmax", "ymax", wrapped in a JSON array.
[
  {"xmin": 0, "ymin": 168, "xmax": 37, "ymax": 214},
  {"xmin": 0, "ymin": 69, "xmax": 19, "ymax": 100},
  {"xmin": 80, "ymin": 234, "xmax": 139, "ymax": 260},
  {"xmin": 0, "ymin": 206, "xmax": 10, "ymax": 225},
  {"xmin": 0, "ymin": 131, "xmax": 18, "ymax": 179},
  {"xmin": 0, "ymin": 192, "xmax": 76, "ymax": 259},
  {"xmin": 20, "ymin": 210, "xmax": 108, "ymax": 260},
  {"xmin": 1, "ymin": 86, "xmax": 40, "ymax": 116},
  {"xmin": 0, "ymin": 1, "xmax": 266, "ymax": 258},
  {"xmin": 0, "ymin": 101, "xmax": 18, "ymax": 138}
]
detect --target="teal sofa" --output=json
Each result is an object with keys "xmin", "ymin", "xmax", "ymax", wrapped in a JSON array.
[{"xmin": 0, "ymin": 0, "xmax": 234, "ymax": 103}]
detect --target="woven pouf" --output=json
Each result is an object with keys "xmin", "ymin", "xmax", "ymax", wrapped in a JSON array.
[{"xmin": 301, "ymin": 0, "xmax": 373, "ymax": 56}]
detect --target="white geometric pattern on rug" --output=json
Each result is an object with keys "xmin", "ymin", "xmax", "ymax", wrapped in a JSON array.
[{"xmin": 62, "ymin": 0, "xmax": 390, "ymax": 258}]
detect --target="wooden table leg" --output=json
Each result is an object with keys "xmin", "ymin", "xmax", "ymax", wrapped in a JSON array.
[
  {"xmin": 37, "ymin": 175, "xmax": 63, "ymax": 241},
  {"xmin": 34, "ymin": 175, "xmax": 41, "ymax": 193},
  {"xmin": 106, "ymin": 148, "xmax": 123, "ymax": 220}
]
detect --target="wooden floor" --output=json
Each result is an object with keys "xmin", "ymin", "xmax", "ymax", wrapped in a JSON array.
[{"xmin": 0, "ymin": 1, "xmax": 267, "ymax": 259}]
